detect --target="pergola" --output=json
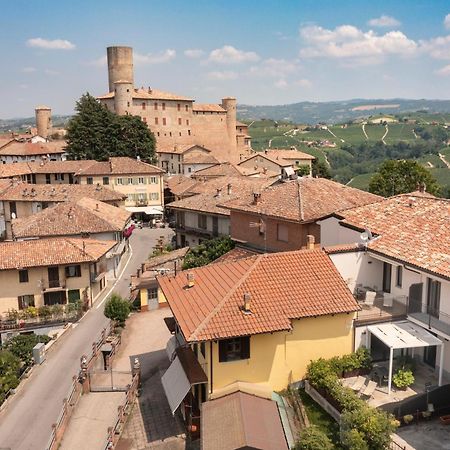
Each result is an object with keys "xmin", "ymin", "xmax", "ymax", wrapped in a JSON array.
[{"xmin": 367, "ymin": 321, "xmax": 444, "ymax": 394}]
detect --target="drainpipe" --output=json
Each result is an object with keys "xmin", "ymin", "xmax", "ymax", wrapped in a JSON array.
[{"xmin": 209, "ymin": 341, "xmax": 213, "ymax": 396}]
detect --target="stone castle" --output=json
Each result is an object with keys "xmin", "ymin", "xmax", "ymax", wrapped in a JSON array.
[{"xmin": 97, "ymin": 46, "xmax": 251, "ymax": 163}]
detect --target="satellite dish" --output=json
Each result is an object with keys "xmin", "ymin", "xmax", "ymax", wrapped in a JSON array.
[
  {"xmin": 11, "ymin": 212, "xmax": 16, "ymax": 219},
  {"xmin": 360, "ymin": 229, "xmax": 373, "ymax": 242}
]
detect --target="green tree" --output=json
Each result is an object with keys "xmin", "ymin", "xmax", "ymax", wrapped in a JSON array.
[
  {"xmin": 0, "ymin": 350, "xmax": 21, "ymax": 403},
  {"xmin": 66, "ymin": 93, "xmax": 156, "ymax": 162},
  {"xmin": 104, "ymin": 293, "xmax": 130, "ymax": 326},
  {"xmin": 3, "ymin": 334, "xmax": 51, "ymax": 365},
  {"xmin": 312, "ymin": 159, "xmax": 331, "ymax": 179},
  {"xmin": 182, "ymin": 236, "xmax": 235, "ymax": 269},
  {"xmin": 369, "ymin": 160, "xmax": 440, "ymax": 197},
  {"xmin": 294, "ymin": 426, "xmax": 334, "ymax": 450}
]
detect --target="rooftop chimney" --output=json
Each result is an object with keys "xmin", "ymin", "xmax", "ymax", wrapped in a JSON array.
[
  {"xmin": 306, "ymin": 235, "xmax": 315, "ymax": 250},
  {"xmin": 227, "ymin": 183, "xmax": 232, "ymax": 195},
  {"xmin": 187, "ymin": 272, "xmax": 195, "ymax": 288},
  {"xmin": 215, "ymin": 188, "xmax": 222, "ymax": 197},
  {"xmin": 408, "ymin": 197, "xmax": 416, "ymax": 207},
  {"xmin": 243, "ymin": 292, "xmax": 252, "ymax": 314},
  {"xmin": 252, "ymin": 192, "xmax": 261, "ymax": 205},
  {"xmin": 418, "ymin": 182, "xmax": 426, "ymax": 193},
  {"xmin": 95, "ymin": 203, "xmax": 99, "ymax": 211}
]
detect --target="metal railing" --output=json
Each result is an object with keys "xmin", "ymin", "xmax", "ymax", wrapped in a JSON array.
[{"xmin": 408, "ymin": 298, "xmax": 450, "ymax": 335}]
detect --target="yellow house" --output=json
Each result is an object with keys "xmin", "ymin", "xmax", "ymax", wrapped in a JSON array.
[
  {"xmin": 158, "ymin": 248, "xmax": 359, "ymax": 415},
  {"xmin": 0, "ymin": 237, "xmax": 116, "ymax": 316}
]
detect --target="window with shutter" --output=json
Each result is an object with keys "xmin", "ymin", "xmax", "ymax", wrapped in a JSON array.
[{"xmin": 218, "ymin": 337, "xmax": 250, "ymax": 362}]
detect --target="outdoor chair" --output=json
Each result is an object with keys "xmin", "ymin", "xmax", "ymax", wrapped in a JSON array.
[
  {"xmin": 361, "ymin": 380, "xmax": 377, "ymax": 399},
  {"xmin": 351, "ymin": 376, "xmax": 366, "ymax": 393},
  {"xmin": 383, "ymin": 293, "xmax": 394, "ymax": 308},
  {"xmin": 364, "ymin": 291, "xmax": 376, "ymax": 306}
]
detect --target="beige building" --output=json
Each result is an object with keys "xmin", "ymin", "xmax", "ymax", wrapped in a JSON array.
[
  {"xmin": 76, "ymin": 157, "xmax": 164, "ymax": 216},
  {"xmin": 97, "ymin": 46, "xmax": 251, "ymax": 164},
  {"xmin": 0, "ymin": 238, "xmax": 115, "ymax": 315}
]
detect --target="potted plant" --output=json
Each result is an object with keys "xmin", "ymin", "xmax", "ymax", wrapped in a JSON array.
[
  {"xmin": 403, "ymin": 414, "xmax": 414, "ymax": 425},
  {"xmin": 393, "ymin": 369, "xmax": 415, "ymax": 390}
]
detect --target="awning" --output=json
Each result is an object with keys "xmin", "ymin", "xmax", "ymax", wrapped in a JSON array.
[
  {"xmin": 161, "ymin": 356, "xmax": 191, "ymax": 415},
  {"xmin": 367, "ymin": 320, "xmax": 444, "ymax": 394},
  {"xmin": 125, "ymin": 206, "xmax": 164, "ymax": 215},
  {"xmin": 161, "ymin": 346, "xmax": 208, "ymax": 414},
  {"xmin": 283, "ymin": 166, "xmax": 295, "ymax": 176}
]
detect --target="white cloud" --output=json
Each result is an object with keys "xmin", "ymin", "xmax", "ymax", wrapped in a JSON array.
[
  {"xmin": 444, "ymin": 14, "xmax": 450, "ymax": 29},
  {"xmin": 299, "ymin": 25, "xmax": 417, "ymax": 65},
  {"xmin": 206, "ymin": 70, "xmax": 238, "ymax": 80},
  {"xmin": 248, "ymin": 58, "xmax": 300, "ymax": 78},
  {"xmin": 22, "ymin": 67, "xmax": 36, "ymax": 73},
  {"xmin": 420, "ymin": 35, "xmax": 450, "ymax": 60},
  {"xmin": 274, "ymin": 79, "xmax": 288, "ymax": 89},
  {"xmin": 208, "ymin": 45, "xmax": 260, "ymax": 64},
  {"xmin": 26, "ymin": 37, "xmax": 75, "ymax": 50},
  {"xmin": 135, "ymin": 49, "xmax": 176, "ymax": 64},
  {"xmin": 184, "ymin": 49, "xmax": 204, "ymax": 58},
  {"xmin": 435, "ymin": 64, "xmax": 450, "ymax": 76},
  {"xmin": 294, "ymin": 78, "xmax": 312, "ymax": 88},
  {"xmin": 368, "ymin": 15, "xmax": 401, "ymax": 28}
]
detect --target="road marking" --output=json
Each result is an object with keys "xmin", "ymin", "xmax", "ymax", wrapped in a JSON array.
[{"xmin": 96, "ymin": 244, "xmax": 134, "ymax": 309}]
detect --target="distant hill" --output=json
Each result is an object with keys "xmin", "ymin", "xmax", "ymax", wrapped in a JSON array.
[
  {"xmin": 0, "ymin": 115, "xmax": 72, "ymax": 133},
  {"xmin": 237, "ymin": 99, "xmax": 450, "ymax": 125}
]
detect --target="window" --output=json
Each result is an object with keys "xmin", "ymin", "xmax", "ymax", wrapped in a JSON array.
[
  {"xmin": 128, "ymin": 177, "xmax": 133, "ymax": 185},
  {"xmin": 155, "ymin": 117, "xmax": 158, "ymax": 125},
  {"xmin": 54, "ymin": 173, "xmax": 64, "ymax": 181},
  {"xmin": 19, "ymin": 269, "xmax": 29, "ymax": 283},
  {"xmin": 178, "ymin": 118, "xmax": 182, "ymax": 125},
  {"xmin": 147, "ymin": 288, "xmax": 158, "ymax": 300},
  {"xmin": 163, "ymin": 118, "xmax": 167, "ymax": 126},
  {"xmin": 177, "ymin": 103, "xmax": 181, "ymax": 111},
  {"xmin": 138, "ymin": 177, "xmax": 145, "ymax": 184},
  {"xmin": 188, "ymin": 167, "xmax": 192, "ymax": 173},
  {"xmin": 219, "ymin": 337, "xmax": 250, "ymax": 362},
  {"xmin": 116, "ymin": 178, "xmax": 123, "ymax": 185},
  {"xmin": 200, "ymin": 342, "xmax": 206, "ymax": 358},
  {"xmin": 150, "ymin": 192, "xmax": 159, "ymax": 201},
  {"xmin": 150, "ymin": 176, "xmax": 157, "ymax": 184},
  {"xmin": 188, "ymin": 129, "xmax": 191, "ymax": 136},
  {"xmin": 427, "ymin": 278, "xmax": 441, "ymax": 316},
  {"xmin": 9, "ymin": 201, "xmax": 17, "ymax": 217},
  {"xmin": 45, "ymin": 174, "xmax": 51, "ymax": 184},
  {"xmin": 65, "ymin": 265, "xmax": 81, "ymax": 278},
  {"xmin": 162, "ymin": 102, "xmax": 166, "ymax": 110},
  {"xmin": 154, "ymin": 102, "xmax": 158, "ymax": 110},
  {"xmin": 198, "ymin": 214, "xmax": 207, "ymax": 229},
  {"xmin": 185, "ymin": 104, "xmax": 188, "ymax": 112},
  {"xmin": 142, "ymin": 102, "xmax": 146, "ymax": 110},
  {"xmin": 396, "ymin": 266, "xmax": 403, "ymax": 288},
  {"xmin": 382, "ymin": 262, "xmax": 392, "ymax": 293},
  {"xmin": 68, "ymin": 289, "xmax": 81, "ymax": 303},
  {"xmin": 102, "ymin": 176, "xmax": 109, "ymax": 185},
  {"xmin": 87, "ymin": 177, "xmax": 93, "ymax": 185},
  {"xmin": 18, "ymin": 294, "xmax": 35, "ymax": 310},
  {"xmin": 186, "ymin": 119, "xmax": 189, "ymax": 126},
  {"xmin": 277, "ymin": 224, "xmax": 289, "ymax": 242}
]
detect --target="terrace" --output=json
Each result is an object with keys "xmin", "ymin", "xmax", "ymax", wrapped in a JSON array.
[{"xmin": 355, "ymin": 292, "xmax": 408, "ymax": 324}]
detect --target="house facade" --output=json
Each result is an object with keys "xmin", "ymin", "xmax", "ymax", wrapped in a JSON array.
[{"xmin": 0, "ymin": 238, "xmax": 115, "ymax": 315}]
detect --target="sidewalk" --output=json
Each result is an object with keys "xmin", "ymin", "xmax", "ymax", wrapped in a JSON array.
[{"xmin": 116, "ymin": 309, "xmax": 185, "ymax": 450}]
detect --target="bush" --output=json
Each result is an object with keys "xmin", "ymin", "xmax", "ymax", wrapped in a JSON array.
[
  {"xmin": 294, "ymin": 426, "xmax": 333, "ymax": 450},
  {"xmin": 104, "ymin": 293, "xmax": 130, "ymax": 326},
  {"xmin": 182, "ymin": 236, "xmax": 235, "ymax": 269},
  {"xmin": 341, "ymin": 428, "xmax": 368, "ymax": 450},
  {"xmin": 3, "ymin": 334, "xmax": 51, "ymax": 365},
  {"xmin": 0, "ymin": 350, "xmax": 21, "ymax": 404},
  {"xmin": 393, "ymin": 369, "xmax": 415, "ymax": 389},
  {"xmin": 38, "ymin": 306, "xmax": 52, "ymax": 319}
]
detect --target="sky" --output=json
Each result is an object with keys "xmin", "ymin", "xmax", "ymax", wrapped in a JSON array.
[{"xmin": 1, "ymin": 0, "xmax": 450, "ymax": 118}]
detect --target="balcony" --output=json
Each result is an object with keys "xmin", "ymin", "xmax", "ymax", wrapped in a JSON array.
[
  {"xmin": 175, "ymin": 224, "xmax": 212, "ymax": 238},
  {"xmin": 408, "ymin": 299, "xmax": 450, "ymax": 338},
  {"xmin": 43, "ymin": 279, "xmax": 66, "ymax": 291},
  {"xmin": 355, "ymin": 294, "xmax": 408, "ymax": 325}
]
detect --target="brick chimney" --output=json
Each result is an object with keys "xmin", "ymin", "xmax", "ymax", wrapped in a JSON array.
[
  {"xmin": 306, "ymin": 235, "xmax": 315, "ymax": 250},
  {"xmin": 243, "ymin": 292, "xmax": 251, "ymax": 314},
  {"xmin": 252, "ymin": 192, "xmax": 261, "ymax": 205},
  {"xmin": 187, "ymin": 272, "xmax": 195, "ymax": 288}
]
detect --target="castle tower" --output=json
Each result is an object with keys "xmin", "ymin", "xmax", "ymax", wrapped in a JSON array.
[
  {"xmin": 221, "ymin": 97, "xmax": 237, "ymax": 159},
  {"xmin": 107, "ymin": 46, "xmax": 134, "ymax": 93},
  {"xmin": 114, "ymin": 80, "xmax": 133, "ymax": 116},
  {"xmin": 35, "ymin": 105, "xmax": 52, "ymax": 139}
]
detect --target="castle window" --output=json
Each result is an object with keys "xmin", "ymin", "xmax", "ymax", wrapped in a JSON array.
[
  {"xmin": 178, "ymin": 118, "xmax": 182, "ymax": 125},
  {"xmin": 185, "ymin": 105, "xmax": 188, "ymax": 112},
  {"xmin": 163, "ymin": 118, "xmax": 167, "ymax": 126},
  {"xmin": 179, "ymin": 132, "xmax": 181, "ymax": 136},
  {"xmin": 188, "ymin": 130, "xmax": 191, "ymax": 136},
  {"xmin": 126, "ymin": 89, "xmax": 130, "ymax": 92},
  {"xmin": 177, "ymin": 104, "xmax": 181, "ymax": 111},
  {"xmin": 127, "ymin": 102, "xmax": 130, "ymax": 107},
  {"xmin": 157, "ymin": 132, "xmax": 160, "ymax": 136},
  {"xmin": 186, "ymin": 119, "xmax": 189, "ymax": 126},
  {"xmin": 142, "ymin": 102, "xmax": 146, "ymax": 110},
  {"xmin": 154, "ymin": 102, "xmax": 158, "ymax": 110},
  {"xmin": 155, "ymin": 117, "xmax": 158, "ymax": 125},
  {"xmin": 169, "ymin": 132, "xmax": 172, "ymax": 137},
  {"xmin": 162, "ymin": 103, "xmax": 166, "ymax": 111}
]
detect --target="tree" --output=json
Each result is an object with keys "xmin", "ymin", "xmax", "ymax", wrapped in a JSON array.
[
  {"xmin": 3, "ymin": 334, "xmax": 51, "ymax": 365},
  {"xmin": 294, "ymin": 426, "xmax": 334, "ymax": 450},
  {"xmin": 369, "ymin": 160, "xmax": 440, "ymax": 197},
  {"xmin": 0, "ymin": 350, "xmax": 21, "ymax": 403},
  {"xmin": 311, "ymin": 159, "xmax": 331, "ymax": 179},
  {"xmin": 104, "ymin": 293, "xmax": 130, "ymax": 326},
  {"xmin": 182, "ymin": 236, "xmax": 235, "ymax": 269},
  {"xmin": 66, "ymin": 93, "xmax": 156, "ymax": 162}
]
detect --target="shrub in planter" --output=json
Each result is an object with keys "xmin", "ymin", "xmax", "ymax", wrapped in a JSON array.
[
  {"xmin": 341, "ymin": 428, "xmax": 368, "ymax": 450},
  {"xmin": 393, "ymin": 369, "xmax": 414, "ymax": 389},
  {"xmin": 294, "ymin": 426, "xmax": 333, "ymax": 450},
  {"xmin": 403, "ymin": 414, "xmax": 414, "ymax": 425},
  {"xmin": 38, "ymin": 306, "xmax": 52, "ymax": 320},
  {"xmin": 355, "ymin": 347, "xmax": 372, "ymax": 372},
  {"xmin": 25, "ymin": 306, "xmax": 38, "ymax": 318},
  {"xmin": 51, "ymin": 304, "xmax": 64, "ymax": 318}
]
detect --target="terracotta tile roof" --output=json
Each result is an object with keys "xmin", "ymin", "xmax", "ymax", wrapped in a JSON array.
[
  {"xmin": 336, "ymin": 193, "xmax": 450, "ymax": 279},
  {"xmin": 0, "ymin": 141, "xmax": 66, "ymax": 156},
  {"xmin": 324, "ymin": 243, "xmax": 364, "ymax": 254},
  {"xmin": 0, "ymin": 237, "xmax": 115, "ymax": 270},
  {"xmin": 239, "ymin": 152, "xmax": 292, "ymax": 168},
  {"xmin": 236, "ymin": 121, "xmax": 248, "ymax": 127},
  {"xmin": 222, "ymin": 178, "xmax": 382, "ymax": 223},
  {"xmin": 0, "ymin": 182, "xmax": 126, "ymax": 203},
  {"xmin": 191, "ymin": 162, "xmax": 243, "ymax": 179},
  {"xmin": 201, "ymin": 391, "xmax": 288, "ymax": 450},
  {"xmin": 0, "ymin": 160, "xmax": 98, "ymax": 179},
  {"xmin": 12, "ymin": 197, "xmax": 131, "ymax": 238},
  {"xmin": 157, "ymin": 144, "xmax": 210, "ymax": 155},
  {"xmin": 212, "ymin": 247, "xmax": 259, "ymax": 264},
  {"xmin": 165, "ymin": 175, "xmax": 199, "ymax": 198},
  {"xmin": 0, "ymin": 162, "xmax": 33, "ymax": 178},
  {"xmin": 263, "ymin": 149, "xmax": 315, "ymax": 161},
  {"xmin": 97, "ymin": 87, "xmax": 193, "ymax": 101},
  {"xmin": 158, "ymin": 249, "xmax": 359, "ymax": 342},
  {"xmin": 167, "ymin": 177, "xmax": 275, "ymax": 216},
  {"xmin": 0, "ymin": 179, "xmax": 11, "ymax": 193},
  {"xmin": 78, "ymin": 157, "xmax": 163, "ymax": 176},
  {"xmin": 182, "ymin": 153, "xmax": 220, "ymax": 165},
  {"xmin": 192, "ymin": 103, "xmax": 226, "ymax": 112}
]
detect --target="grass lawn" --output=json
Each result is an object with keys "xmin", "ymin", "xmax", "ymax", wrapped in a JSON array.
[
  {"xmin": 348, "ymin": 173, "xmax": 374, "ymax": 191},
  {"xmin": 298, "ymin": 389, "xmax": 342, "ymax": 448}
]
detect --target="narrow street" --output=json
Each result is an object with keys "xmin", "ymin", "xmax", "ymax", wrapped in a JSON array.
[{"xmin": 0, "ymin": 227, "xmax": 173, "ymax": 450}]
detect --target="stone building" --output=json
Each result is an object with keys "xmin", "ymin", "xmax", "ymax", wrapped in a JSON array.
[{"xmin": 97, "ymin": 46, "xmax": 251, "ymax": 164}]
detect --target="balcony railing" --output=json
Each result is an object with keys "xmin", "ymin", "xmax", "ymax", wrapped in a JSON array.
[
  {"xmin": 408, "ymin": 298, "xmax": 450, "ymax": 337},
  {"xmin": 44, "ymin": 279, "xmax": 66, "ymax": 290},
  {"xmin": 355, "ymin": 295, "xmax": 408, "ymax": 324}
]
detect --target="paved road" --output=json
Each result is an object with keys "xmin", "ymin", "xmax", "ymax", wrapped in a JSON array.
[{"xmin": 0, "ymin": 227, "xmax": 173, "ymax": 450}]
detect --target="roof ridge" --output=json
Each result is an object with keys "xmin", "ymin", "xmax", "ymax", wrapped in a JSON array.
[{"xmin": 190, "ymin": 255, "xmax": 263, "ymax": 341}]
